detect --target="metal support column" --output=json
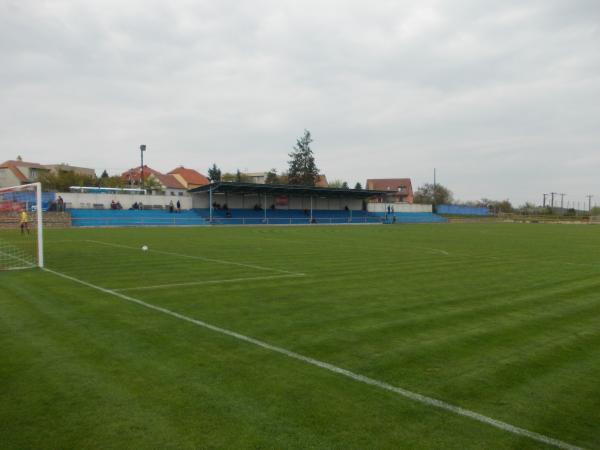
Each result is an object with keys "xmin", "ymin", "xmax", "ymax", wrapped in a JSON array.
[{"xmin": 209, "ymin": 188, "xmax": 213, "ymax": 222}]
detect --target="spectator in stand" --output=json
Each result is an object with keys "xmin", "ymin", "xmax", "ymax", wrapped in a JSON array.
[
  {"xmin": 116, "ymin": 201, "xmax": 123, "ymax": 210},
  {"xmin": 131, "ymin": 202, "xmax": 138, "ymax": 210},
  {"xmin": 57, "ymin": 195, "xmax": 64, "ymax": 212},
  {"xmin": 176, "ymin": 200, "xmax": 181, "ymax": 213},
  {"xmin": 169, "ymin": 200, "xmax": 174, "ymax": 213},
  {"xmin": 111, "ymin": 200, "xmax": 117, "ymax": 210}
]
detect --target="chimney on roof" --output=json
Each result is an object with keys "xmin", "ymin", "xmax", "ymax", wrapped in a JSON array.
[{"xmin": 17, "ymin": 155, "xmax": 22, "ymax": 161}]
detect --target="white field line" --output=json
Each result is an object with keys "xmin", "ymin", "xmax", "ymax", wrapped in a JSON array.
[
  {"xmin": 85, "ymin": 239, "xmax": 301, "ymax": 275},
  {"xmin": 417, "ymin": 247, "xmax": 450, "ymax": 256},
  {"xmin": 113, "ymin": 273, "xmax": 306, "ymax": 292},
  {"xmin": 43, "ymin": 267, "xmax": 584, "ymax": 450},
  {"xmin": 0, "ymin": 248, "xmax": 35, "ymax": 269}
]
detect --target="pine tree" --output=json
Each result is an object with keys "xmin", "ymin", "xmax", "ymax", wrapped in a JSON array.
[
  {"xmin": 354, "ymin": 182, "xmax": 362, "ymax": 190},
  {"xmin": 288, "ymin": 130, "xmax": 319, "ymax": 186},
  {"xmin": 207, "ymin": 164, "xmax": 221, "ymax": 182}
]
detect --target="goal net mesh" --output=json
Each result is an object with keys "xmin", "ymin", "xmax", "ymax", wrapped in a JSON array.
[{"xmin": 0, "ymin": 183, "xmax": 43, "ymax": 270}]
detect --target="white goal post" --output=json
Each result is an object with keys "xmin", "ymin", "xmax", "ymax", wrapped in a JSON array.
[{"xmin": 0, "ymin": 182, "xmax": 44, "ymax": 269}]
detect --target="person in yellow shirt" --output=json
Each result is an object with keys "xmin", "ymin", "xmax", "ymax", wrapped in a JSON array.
[{"xmin": 20, "ymin": 209, "xmax": 30, "ymax": 235}]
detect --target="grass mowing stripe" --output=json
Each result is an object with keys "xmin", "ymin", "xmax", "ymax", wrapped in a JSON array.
[
  {"xmin": 42, "ymin": 266, "xmax": 585, "ymax": 450},
  {"xmin": 113, "ymin": 273, "xmax": 306, "ymax": 291},
  {"xmin": 85, "ymin": 239, "xmax": 301, "ymax": 275}
]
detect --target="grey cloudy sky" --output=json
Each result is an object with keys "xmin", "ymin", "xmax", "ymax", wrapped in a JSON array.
[{"xmin": 1, "ymin": 0, "xmax": 599, "ymax": 206}]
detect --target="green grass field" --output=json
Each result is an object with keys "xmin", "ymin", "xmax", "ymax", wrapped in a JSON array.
[{"xmin": 2, "ymin": 224, "xmax": 600, "ymax": 449}]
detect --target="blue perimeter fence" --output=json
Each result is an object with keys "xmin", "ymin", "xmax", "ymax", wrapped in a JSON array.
[
  {"xmin": 69, "ymin": 208, "xmax": 448, "ymax": 227},
  {"xmin": 437, "ymin": 205, "xmax": 490, "ymax": 216}
]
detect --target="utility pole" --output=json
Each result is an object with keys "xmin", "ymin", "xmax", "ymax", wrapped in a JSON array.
[
  {"xmin": 550, "ymin": 192, "xmax": 557, "ymax": 209},
  {"xmin": 586, "ymin": 195, "xmax": 593, "ymax": 212},
  {"xmin": 543, "ymin": 193, "xmax": 548, "ymax": 208},
  {"xmin": 140, "ymin": 144, "xmax": 146, "ymax": 190},
  {"xmin": 559, "ymin": 193, "xmax": 566, "ymax": 210}
]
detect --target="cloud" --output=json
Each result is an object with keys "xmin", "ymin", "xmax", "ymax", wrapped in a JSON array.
[{"xmin": 0, "ymin": 0, "xmax": 599, "ymax": 205}]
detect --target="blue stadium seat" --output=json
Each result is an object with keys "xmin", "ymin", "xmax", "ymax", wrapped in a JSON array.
[{"xmin": 70, "ymin": 209, "xmax": 208, "ymax": 227}]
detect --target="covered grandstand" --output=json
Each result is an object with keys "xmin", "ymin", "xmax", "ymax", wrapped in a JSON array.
[
  {"xmin": 189, "ymin": 182, "xmax": 387, "ymax": 224},
  {"xmin": 62, "ymin": 182, "xmax": 446, "ymax": 227}
]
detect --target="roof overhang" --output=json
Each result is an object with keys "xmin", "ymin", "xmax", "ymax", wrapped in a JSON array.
[{"xmin": 189, "ymin": 182, "xmax": 387, "ymax": 198}]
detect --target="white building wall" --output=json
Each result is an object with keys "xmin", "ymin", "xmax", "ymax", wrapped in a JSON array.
[
  {"xmin": 0, "ymin": 168, "xmax": 20, "ymax": 188},
  {"xmin": 58, "ymin": 192, "xmax": 193, "ymax": 210},
  {"xmin": 368, "ymin": 202, "xmax": 432, "ymax": 213}
]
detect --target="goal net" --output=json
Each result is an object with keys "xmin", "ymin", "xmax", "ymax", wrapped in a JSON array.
[{"xmin": 0, "ymin": 183, "xmax": 44, "ymax": 270}]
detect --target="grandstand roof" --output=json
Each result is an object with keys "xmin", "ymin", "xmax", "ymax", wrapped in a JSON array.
[{"xmin": 189, "ymin": 182, "xmax": 387, "ymax": 198}]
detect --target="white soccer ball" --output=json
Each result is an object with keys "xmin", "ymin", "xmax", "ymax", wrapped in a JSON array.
[{"xmin": 141, "ymin": 245, "xmax": 148, "ymax": 251}]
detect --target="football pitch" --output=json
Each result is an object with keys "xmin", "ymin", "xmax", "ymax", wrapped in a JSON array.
[{"xmin": 2, "ymin": 223, "xmax": 600, "ymax": 449}]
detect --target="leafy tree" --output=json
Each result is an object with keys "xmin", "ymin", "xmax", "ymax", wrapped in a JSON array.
[
  {"xmin": 413, "ymin": 183, "xmax": 454, "ymax": 205},
  {"xmin": 221, "ymin": 171, "xmax": 250, "ymax": 183},
  {"xmin": 221, "ymin": 172, "xmax": 236, "ymax": 182},
  {"xmin": 328, "ymin": 179, "xmax": 344, "ymax": 188},
  {"xmin": 207, "ymin": 163, "xmax": 222, "ymax": 182},
  {"xmin": 98, "ymin": 175, "xmax": 126, "ymax": 188},
  {"xmin": 277, "ymin": 172, "xmax": 289, "ymax": 185},
  {"xmin": 265, "ymin": 169, "xmax": 280, "ymax": 184},
  {"xmin": 37, "ymin": 170, "xmax": 96, "ymax": 192},
  {"xmin": 341, "ymin": 181, "xmax": 349, "ymax": 189},
  {"xmin": 288, "ymin": 129, "xmax": 319, "ymax": 186},
  {"xmin": 100, "ymin": 169, "xmax": 109, "ymax": 178},
  {"xmin": 354, "ymin": 182, "xmax": 362, "ymax": 190},
  {"xmin": 143, "ymin": 176, "xmax": 164, "ymax": 194}
]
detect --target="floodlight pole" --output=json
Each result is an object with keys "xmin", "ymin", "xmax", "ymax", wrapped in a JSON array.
[{"xmin": 140, "ymin": 145, "xmax": 146, "ymax": 190}]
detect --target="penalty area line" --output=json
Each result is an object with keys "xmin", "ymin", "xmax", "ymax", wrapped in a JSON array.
[
  {"xmin": 42, "ymin": 266, "xmax": 584, "ymax": 450},
  {"xmin": 113, "ymin": 273, "xmax": 306, "ymax": 292},
  {"xmin": 85, "ymin": 239, "xmax": 301, "ymax": 275}
]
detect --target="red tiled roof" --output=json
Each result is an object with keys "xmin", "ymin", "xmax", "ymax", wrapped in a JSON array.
[
  {"xmin": 153, "ymin": 173, "xmax": 186, "ymax": 189},
  {"xmin": 315, "ymin": 174, "xmax": 328, "ymax": 187},
  {"xmin": 122, "ymin": 166, "xmax": 186, "ymax": 189},
  {"xmin": 0, "ymin": 160, "xmax": 48, "ymax": 183},
  {"xmin": 8, "ymin": 166, "xmax": 27, "ymax": 182},
  {"xmin": 168, "ymin": 167, "xmax": 209, "ymax": 185},
  {"xmin": 0, "ymin": 160, "xmax": 47, "ymax": 170},
  {"xmin": 366, "ymin": 178, "xmax": 412, "ymax": 192},
  {"xmin": 121, "ymin": 165, "xmax": 162, "ymax": 183}
]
